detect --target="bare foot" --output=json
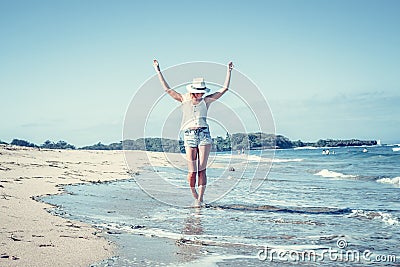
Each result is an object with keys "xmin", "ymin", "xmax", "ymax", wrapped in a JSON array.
[
  {"xmin": 190, "ymin": 187, "xmax": 199, "ymax": 199},
  {"xmin": 193, "ymin": 199, "xmax": 201, "ymax": 208}
]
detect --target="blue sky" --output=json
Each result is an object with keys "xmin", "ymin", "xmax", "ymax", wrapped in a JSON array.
[{"xmin": 1, "ymin": 0, "xmax": 399, "ymax": 146}]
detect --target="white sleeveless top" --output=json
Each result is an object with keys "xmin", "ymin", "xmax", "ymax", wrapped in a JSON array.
[{"xmin": 180, "ymin": 93, "xmax": 209, "ymax": 130}]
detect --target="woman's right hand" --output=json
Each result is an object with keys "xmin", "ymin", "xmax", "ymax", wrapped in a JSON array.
[{"xmin": 153, "ymin": 59, "xmax": 160, "ymax": 72}]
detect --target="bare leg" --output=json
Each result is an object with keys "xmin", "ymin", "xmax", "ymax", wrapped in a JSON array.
[
  {"xmin": 185, "ymin": 146, "xmax": 199, "ymax": 200},
  {"xmin": 187, "ymin": 172, "xmax": 198, "ymax": 199},
  {"xmin": 197, "ymin": 144, "xmax": 211, "ymax": 202}
]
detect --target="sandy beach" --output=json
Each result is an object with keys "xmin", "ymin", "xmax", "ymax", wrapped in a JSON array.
[{"xmin": 0, "ymin": 145, "xmax": 183, "ymax": 267}]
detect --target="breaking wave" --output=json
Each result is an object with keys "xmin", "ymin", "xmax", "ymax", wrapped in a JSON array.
[{"xmin": 315, "ymin": 169, "xmax": 357, "ymax": 179}]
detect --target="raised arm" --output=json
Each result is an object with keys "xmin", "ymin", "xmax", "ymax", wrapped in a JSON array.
[
  {"xmin": 205, "ymin": 61, "xmax": 234, "ymax": 104},
  {"xmin": 153, "ymin": 59, "xmax": 183, "ymax": 102}
]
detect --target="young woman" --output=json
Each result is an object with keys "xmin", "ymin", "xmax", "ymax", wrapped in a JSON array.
[{"xmin": 153, "ymin": 60, "xmax": 234, "ymax": 206}]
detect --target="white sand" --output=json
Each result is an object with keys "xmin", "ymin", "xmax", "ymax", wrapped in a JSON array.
[{"xmin": 0, "ymin": 145, "xmax": 183, "ymax": 267}]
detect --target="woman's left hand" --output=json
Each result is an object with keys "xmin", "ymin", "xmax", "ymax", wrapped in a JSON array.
[{"xmin": 228, "ymin": 61, "xmax": 234, "ymax": 71}]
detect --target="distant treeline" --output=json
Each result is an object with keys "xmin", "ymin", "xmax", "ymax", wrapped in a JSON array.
[
  {"xmin": 310, "ymin": 139, "xmax": 377, "ymax": 147},
  {"xmin": 4, "ymin": 139, "xmax": 76, "ymax": 149},
  {"xmin": 1, "ymin": 134, "xmax": 377, "ymax": 152}
]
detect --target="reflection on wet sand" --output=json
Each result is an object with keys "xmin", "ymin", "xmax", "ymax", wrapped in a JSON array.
[{"xmin": 176, "ymin": 208, "xmax": 204, "ymax": 262}]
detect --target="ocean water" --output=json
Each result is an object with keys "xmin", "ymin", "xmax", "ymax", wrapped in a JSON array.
[{"xmin": 42, "ymin": 145, "xmax": 400, "ymax": 266}]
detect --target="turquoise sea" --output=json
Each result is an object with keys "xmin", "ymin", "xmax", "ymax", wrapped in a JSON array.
[{"xmin": 42, "ymin": 145, "xmax": 400, "ymax": 266}]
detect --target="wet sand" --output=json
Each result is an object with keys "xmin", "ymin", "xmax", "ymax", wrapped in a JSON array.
[{"xmin": 0, "ymin": 145, "xmax": 183, "ymax": 267}]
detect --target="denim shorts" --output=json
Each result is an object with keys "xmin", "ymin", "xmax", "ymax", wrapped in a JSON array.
[{"xmin": 183, "ymin": 127, "xmax": 213, "ymax": 147}]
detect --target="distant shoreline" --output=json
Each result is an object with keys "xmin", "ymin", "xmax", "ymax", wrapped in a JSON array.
[{"xmin": 1, "ymin": 133, "xmax": 378, "ymax": 152}]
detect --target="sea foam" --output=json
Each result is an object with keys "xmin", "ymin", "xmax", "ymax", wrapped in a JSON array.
[
  {"xmin": 376, "ymin": 177, "xmax": 400, "ymax": 186},
  {"xmin": 348, "ymin": 210, "xmax": 399, "ymax": 226},
  {"xmin": 315, "ymin": 169, "xmax": 357, "ymax": 179}
]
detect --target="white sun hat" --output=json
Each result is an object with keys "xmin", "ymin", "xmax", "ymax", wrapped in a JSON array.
[{"xmin": 186, "ymin": 78, "xmax": 211, "ymax": 93}]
